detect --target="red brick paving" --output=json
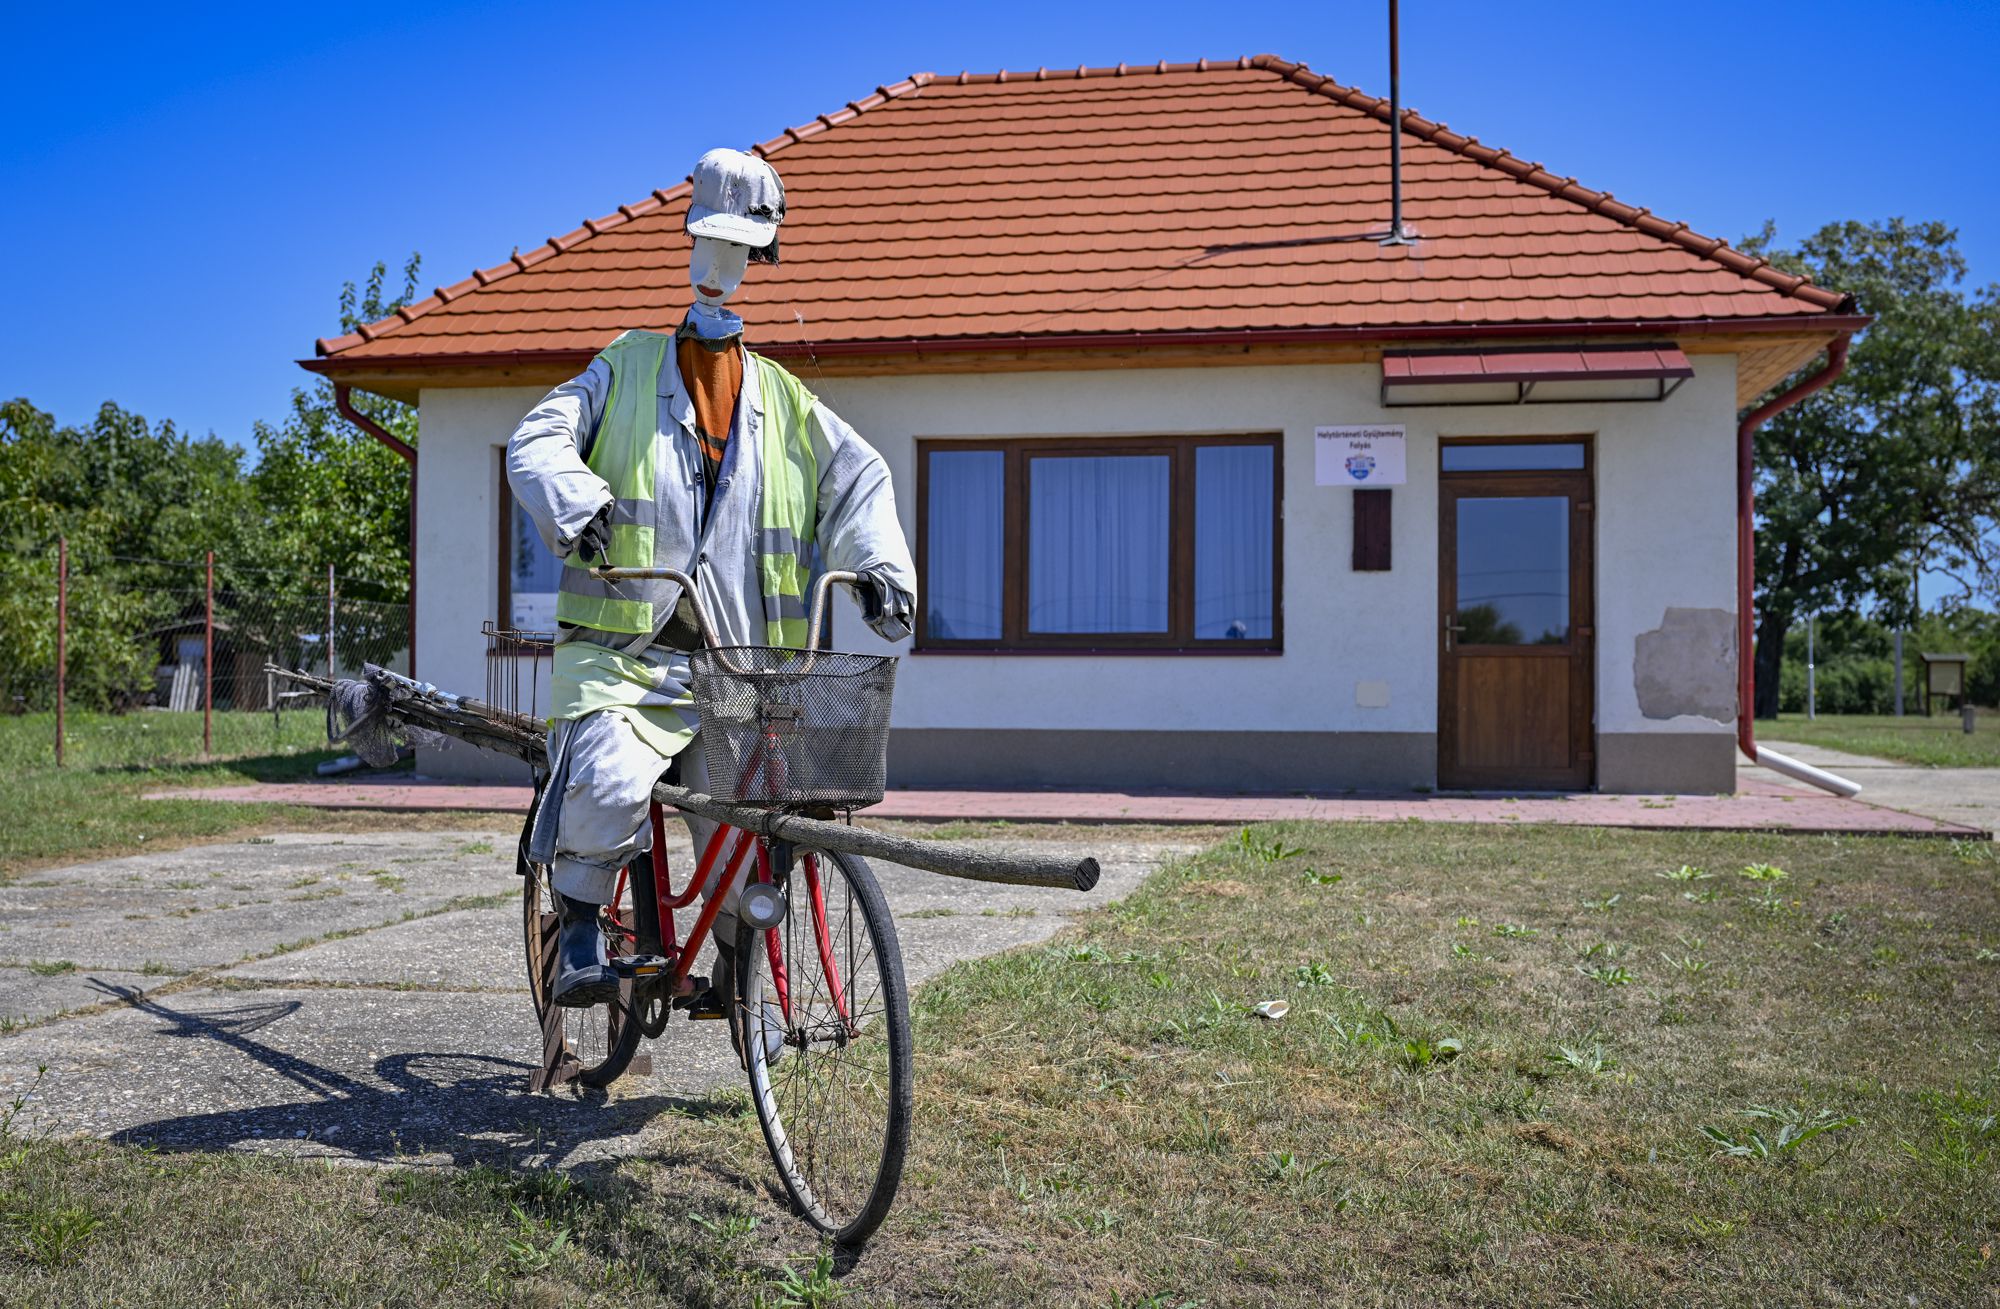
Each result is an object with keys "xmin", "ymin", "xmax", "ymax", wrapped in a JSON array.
[{"xmin": 146, "ymin": 774, "xmax": 1985, "ymax": 838}]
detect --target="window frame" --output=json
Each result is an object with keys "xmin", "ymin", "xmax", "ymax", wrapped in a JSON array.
[
  {"xmin": 914, "ymin": 433, "xmax": 1284, "ymax": 655},
  {"xmin": 494, "ymin": 456, "xmax": 560, "ymax": 653}
]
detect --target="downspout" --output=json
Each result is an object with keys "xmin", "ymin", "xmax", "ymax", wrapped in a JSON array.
[
  {"xmin": 1736, "ymin": 336, "xmax": 1855, "ymax": 796},
  {"xmin": 335, "ymin": 383, "xmax": 418, "ymax": 678}
]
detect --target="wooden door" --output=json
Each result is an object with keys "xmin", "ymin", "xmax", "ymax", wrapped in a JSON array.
[{"xmin": 1438, "ymin": 447, "xmax": 1593, "ymax": 790}]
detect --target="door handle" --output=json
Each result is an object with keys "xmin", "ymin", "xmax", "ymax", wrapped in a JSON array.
[{"xmin": 1443, "ymin": 611, "xmax": 1466, "ymax": 651}]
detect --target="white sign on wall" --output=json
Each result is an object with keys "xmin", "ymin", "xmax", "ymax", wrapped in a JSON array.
[{"xmin": 1315, "ymin": 424, "xmax": 1407, "ymax": 486}]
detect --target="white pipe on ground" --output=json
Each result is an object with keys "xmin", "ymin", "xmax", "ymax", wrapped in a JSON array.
[{"xmin": 1750, "ymin": 744, "xmax": 1862, "ymax": 798}]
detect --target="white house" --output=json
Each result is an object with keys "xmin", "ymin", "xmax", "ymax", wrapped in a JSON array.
[{"xmin": 303, "ymin": 56, "xmax": 1863, "ymax": 795}]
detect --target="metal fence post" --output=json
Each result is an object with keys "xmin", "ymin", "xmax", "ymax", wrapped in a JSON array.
[
  {"xmin": 326, "ymin": 564, "xmax": 336, "ymax": 680},
  {"xmin": 55, "ymin": 537, "xmax": 66, "ymax": 767},
  {"xmin": 204, "ymin": 550, "xmax": 215, "ymax": 757}
]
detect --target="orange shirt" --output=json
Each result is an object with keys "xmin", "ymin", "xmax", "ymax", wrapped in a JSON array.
[{"xmin": 677, "ymin": 335, "xmax": 743, "ymax": 477}]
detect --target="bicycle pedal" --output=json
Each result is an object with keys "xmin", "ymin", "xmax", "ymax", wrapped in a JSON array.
[
  {"xmin": 609, "ymin": 954, "xmax": 670, "ymax": 978},
  {"xmin": 671, "ymin": 976, "xmax": 727, "ymax": 1020}
]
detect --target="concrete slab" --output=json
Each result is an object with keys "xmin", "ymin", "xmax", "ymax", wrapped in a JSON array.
[
  {"xmin": 0, "ymin": 985, "xmax": 739, "ymax": 1168},
  {"xmin": 224, "ymin": 906, "xmax": 527, "ymax": 992},
  {"xmin": 0, "ymin": 830, "xmax": 1184, "ymax": 1167},
  {"xmin": 1747, "ymin": 740, "xmax": 2000, "ymax": 838},
  {"xmin": 0, "ymin": 831, "xmax": 516, "ymax": 973},
  {"xmin": 0, "ymin": 966, "xmax": 170, "ymax": 1024}
]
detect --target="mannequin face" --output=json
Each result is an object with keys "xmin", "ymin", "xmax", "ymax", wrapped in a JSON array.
[{"xmin": 690, "ymin": 236, "xmax": 752, "ymax": 307}]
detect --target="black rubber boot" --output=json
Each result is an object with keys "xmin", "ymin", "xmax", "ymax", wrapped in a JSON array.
[{"xmin": 551, "ymin": 893, "xmax": 619, "ymax": 1008}]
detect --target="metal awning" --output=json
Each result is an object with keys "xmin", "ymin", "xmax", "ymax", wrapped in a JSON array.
[{"xmin": 1381, "ymin": 344, "xmax": 1694, "ymax": 406}]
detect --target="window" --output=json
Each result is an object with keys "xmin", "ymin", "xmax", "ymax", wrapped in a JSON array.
[
  {"xmin": 917, "ymin": 435, "xmax": 1281, "ymax": 651},
  {"xmin": 497, "ymin": 470, "xmax": 562, "ymax": 635}
]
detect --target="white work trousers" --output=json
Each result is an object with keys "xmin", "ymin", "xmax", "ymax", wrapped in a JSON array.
[{"xmin": 546, "ymin": 711, "xmax": 741, "ymax": 930}]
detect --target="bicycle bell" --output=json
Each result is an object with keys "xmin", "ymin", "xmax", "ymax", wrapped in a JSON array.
[{"xmin": 740, "ymin": 879, "xmax": 789, "ymax": 930}]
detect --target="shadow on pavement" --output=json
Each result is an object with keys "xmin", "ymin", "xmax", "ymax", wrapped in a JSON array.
[{"xmin": 89, "ymin": 980, "xmax": 737, "ymax": 1169}]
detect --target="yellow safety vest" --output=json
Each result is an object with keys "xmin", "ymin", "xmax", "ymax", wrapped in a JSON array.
[{"xmin": 554, "ymin": 329, "xmax": 820, "ymax": 648}]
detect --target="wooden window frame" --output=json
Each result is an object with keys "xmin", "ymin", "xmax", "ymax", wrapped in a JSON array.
[{"xmin": 914, "ymin": 433, "xmax": 1284, "ymax": 655}]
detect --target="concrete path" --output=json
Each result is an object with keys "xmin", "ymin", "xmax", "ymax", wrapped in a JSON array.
[
  {"xmin": 149, "ymin": 772, "xmax": 1984, "ymax": 837},
  {"xmin": 1746, "ymin": 739, "xmax": 2000, "ymax": 836},
  {"xmin": 0, "ymin": 829, "xmax": 1189, "ymax": 1169}
]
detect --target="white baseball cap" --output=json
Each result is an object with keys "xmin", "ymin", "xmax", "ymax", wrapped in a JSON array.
[{"xmin": 685, "ymin": 148, "xmax": 786, "ymax": 261}]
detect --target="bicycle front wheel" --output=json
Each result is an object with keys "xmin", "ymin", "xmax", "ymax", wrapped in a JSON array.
[{"xmin": 736, "ymin": 847, "xmax": 911, "ymax": 1245}]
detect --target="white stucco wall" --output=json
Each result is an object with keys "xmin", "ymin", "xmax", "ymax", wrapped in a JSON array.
[{"xmin": 411, "ymin": 354, "xmax": 1739, "ymax": 781}]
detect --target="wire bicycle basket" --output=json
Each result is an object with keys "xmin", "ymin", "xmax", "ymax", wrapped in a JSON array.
[{"xmin": 689, "ymin": 646, "xmax": 897, "ymax": 809}]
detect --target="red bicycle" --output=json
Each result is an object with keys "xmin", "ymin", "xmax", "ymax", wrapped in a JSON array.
[{"xmin": 518, "ymin": 570, "xmax": 911, "ymax": 1245}]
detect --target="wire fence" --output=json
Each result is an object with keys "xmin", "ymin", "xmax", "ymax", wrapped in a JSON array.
[{"xmin": 0, "ymin": 545, "xmax": 409, "ymax": 771}]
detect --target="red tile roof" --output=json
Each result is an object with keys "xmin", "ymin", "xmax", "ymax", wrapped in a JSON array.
[{"xmin": 313, "ymin": 55, "xmax": 1854, "ymax": 368}]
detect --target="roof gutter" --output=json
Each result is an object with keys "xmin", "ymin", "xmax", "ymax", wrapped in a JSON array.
[
  {"xmin": 1735, "ymin": 336, "xmax": 1855, "ymax": 796},
  {"xmin": 301, "ymin": 312, "xmax": 1872, "ymax": 378},
  {"xmin": 335, "ymin": 383, "xmax": 418, "ymax": 678}
]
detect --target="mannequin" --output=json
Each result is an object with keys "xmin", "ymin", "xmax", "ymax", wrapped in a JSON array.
[{"xmin": 506, "ymin": 148, "xmax": 916, "ymax": 1010}]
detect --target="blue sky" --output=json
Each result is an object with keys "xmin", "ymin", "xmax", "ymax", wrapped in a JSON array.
[{"xmin": 4, "ymin": 0, "xmax": 1997, "ymax": 450}]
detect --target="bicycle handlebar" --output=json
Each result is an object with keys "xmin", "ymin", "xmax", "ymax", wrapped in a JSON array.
[{"xmin": 587, "ymin": 565, "xmax": 861, "ymax": 661}]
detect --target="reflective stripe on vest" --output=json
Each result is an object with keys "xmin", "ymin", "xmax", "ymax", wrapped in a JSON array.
[
  {"xmin": 554, "ymin": 331, "xmax": 820, "ymax": 648},
  {"xmin": 753, "ymin": 355, "xmax": 817, "ymax": 648}
]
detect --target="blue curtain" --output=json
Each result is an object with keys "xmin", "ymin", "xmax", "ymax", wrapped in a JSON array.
[
  {"xmin": 1028, "ymin": 455, "xmax": 1170, "ymax": 633},
  {"xmin": 511, "ymin": 502, "xmax": 563, "ymax": 629},
  {"xmin": 1194, "ymin": 445, "xmax": 1274, "ymax": 639},
  {"xmin": 925, "ymin": 450, "xmax": 1005, "ymax": 640}
]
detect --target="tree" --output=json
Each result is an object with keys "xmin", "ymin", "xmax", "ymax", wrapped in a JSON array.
[
  {"xmin": 0, "ymin": 255, "xmax": 424, "ymax": 709},
  {"xmin": 246, "ymin": 254, "xmax": 421, "ymax": 604},
  {"xmin": 0, "ymin": 398, "xmax": 257, "ymax": 707},
  {"xmin": 1743, "ymin": 219, "xmax": 2000, "ymax": 717}
]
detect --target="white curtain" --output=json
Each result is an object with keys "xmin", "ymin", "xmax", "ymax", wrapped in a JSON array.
[
  {"xmin": 1193, "ymin": 445, "xmax": 1274, "ymax": 640},
  {"xmin": 1028, "ymin": 455, "xmax": 1170, "ymax": 633},
  {"xmin": 924, "ymin": 450, "xmax": 1005, "ymax": 639}
]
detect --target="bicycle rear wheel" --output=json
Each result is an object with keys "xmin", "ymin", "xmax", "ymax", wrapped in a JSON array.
[
  {"xmin": 735, "ymin": 846, "xmax": 911, "ymax": 1244},
  {"xmin": 522, "ymin": 856, "xmax": 641, "ymax": 1089}
]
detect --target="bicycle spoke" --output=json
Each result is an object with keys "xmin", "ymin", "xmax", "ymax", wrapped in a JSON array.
[{"xmin": 741, "ymin": 847, "xmax": 908, "ymax": 1241}]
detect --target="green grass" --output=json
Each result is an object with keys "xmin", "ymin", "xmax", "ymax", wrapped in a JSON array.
[
  {"xmin": 0, "ymin": 712, "xmax": 483, "ymax": 882},
  {"xmin": 3, "ymin": 823, "xmax": 1997, "ymax": 1306},
  {"xmin": 1764, "ymin": 711, "xmax": 2000, "ymax": 767}
]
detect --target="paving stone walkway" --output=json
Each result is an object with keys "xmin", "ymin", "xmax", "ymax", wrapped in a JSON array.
[{"xmin": 0, "ymin": 829, "xmax": 1185, "ymax": 1169}]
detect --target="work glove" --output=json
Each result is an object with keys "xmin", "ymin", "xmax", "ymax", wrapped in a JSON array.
[
  {"xmin": 571, "ymin": 502, "xmax": 614, "ymax": 565},
  {"xmin": 852, "ymin": 569, "xmax": 913, "ymax": 642}
]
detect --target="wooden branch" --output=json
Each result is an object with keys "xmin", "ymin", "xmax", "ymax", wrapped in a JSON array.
[
  {"xmin": 264, "ymin": 664, "xmax": 1101, "ymax": 895},
  {"xmin": 650, "ymin": 781, "xmax": 1100, "ymax": 893}
]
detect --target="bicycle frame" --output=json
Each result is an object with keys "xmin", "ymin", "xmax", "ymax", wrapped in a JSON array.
[{"xmin": 606, "ymin": 802, "xmax": 854, "ymax": 1035}]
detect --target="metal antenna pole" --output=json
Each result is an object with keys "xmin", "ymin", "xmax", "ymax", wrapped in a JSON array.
[{"xmin": 1380, "ymin": 0, "xmax": 1414, "ymax": 246}]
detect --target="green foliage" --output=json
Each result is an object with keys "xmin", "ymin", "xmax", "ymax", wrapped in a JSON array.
[
  {"xmin": 1779, "ymin": 610, "xmax": 2000, "ymax": 712},
  {"xmin": 1400, "ymin": 1036, "xmax": 1463, "ymax": 1070},
  {"xmin": 1741, "ymin": 219, "xmax": 2000, "ymax": 717},
  {"xmin": 1699, "ymin": 1105, "xmax": 1861, "ymax": 1160},
  {"xmin": 0, "ymin": 257, "xmax": 421, "ymax": 711},
  {"xmin": 1233, "ymin": 827, "xmax": 1303, "ymax": 863},
  {"xmin": 1546, "ymin": 1043, "xmax": 1619, "ymax": 1077}
]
